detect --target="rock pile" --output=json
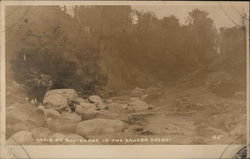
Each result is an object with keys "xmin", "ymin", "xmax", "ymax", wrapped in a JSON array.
[{"xmin": 7, "ymin": 87, "xmax": 157, "ymax": 144}]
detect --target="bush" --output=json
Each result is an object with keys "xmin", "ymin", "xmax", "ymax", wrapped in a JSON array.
[{"xmin": 11, "ymin": 48, "xmax": 107, "ymax": 99}]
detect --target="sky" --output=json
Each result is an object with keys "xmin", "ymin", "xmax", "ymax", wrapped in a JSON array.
[{"xmin": 132, "ymin": 2, "xmax": 249, "ymax": 29}]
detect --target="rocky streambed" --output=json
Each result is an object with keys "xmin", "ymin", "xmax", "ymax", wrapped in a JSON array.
[
  {"xmin": 6, "ymin": 85, "xmax": 246, "ymax": 145},
  {"xmin": 6, "ymin": 87, "xmax": 161, "ymax": 145}
]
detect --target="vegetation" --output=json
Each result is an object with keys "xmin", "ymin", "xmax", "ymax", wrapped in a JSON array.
[{"xmin": 6, "ymin": 6, "xmax": 246, "ymax": 99}]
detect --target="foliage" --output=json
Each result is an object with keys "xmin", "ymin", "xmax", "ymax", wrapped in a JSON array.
[{"xmin": 6, "ymin": 6, "xmax": 246, "ymax": 98}]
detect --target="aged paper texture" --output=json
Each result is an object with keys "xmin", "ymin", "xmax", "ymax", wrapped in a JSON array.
[{"xmin": 0, "ymin": 1, "xmax": 249, "ymax": 159}]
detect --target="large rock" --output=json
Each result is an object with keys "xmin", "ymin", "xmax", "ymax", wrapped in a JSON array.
[
  {"xmin": 43, "ymin": 94, "xmax": 68, "ymax": 112},
  {"xmin": 106, "ymin": 103, "xmax": 127, "ymax": 113},
  {"xmin": 75, "ymin": 103, "xmax": 98, "ymax": 120},
  {"xmin": 60, "ymin": 112, "xmax": 81, "ymax": 122},
  {"xmin": 47, "ymin": 112, "xmax": 81, "ymax": 133},
  {"xmin": 31, "ymin": 127, "xmax": 52, "ymax": 138},
  {"xmin": 76, "ymin": 98, "xmax": 87, "ymax": 105},
  {"xmin": 127, "ymin": 98, "xmax": 149, "ymax": 112},
  {"xmin": 45, "ymin": 89, "xmax": 78, "ymax": 101},
  {"xmin": 96, "ymin": 103, "xmax": 107, "ymax": 110},
  {"xmin": 75, "ymin": 102, "xmax": 97, "ymax": 113},
  {"xmin": 76, "ymin": 119, "xmax": 125, "ymax": 136},
  {"xmin": 88, "ymin": 95, "xmax": 102, "ymax": 104},
  {"xmin": 6, "ymin": 123, "xmax": 30, "ymax": 138},
  {"xmin": 43, "ymin": 89, "xmax": 77, "ymax": 112},
  {"xmin": 47, "ymin": 118, "xmax": 78, "ymax": 133},
  {"xmin": 45, "ymin": 108, "xmax": 61, "ymax": 119},
  {"xmin": 82, "ymin": 103, "xmax": 96, "ymax": 111},
  {"xmin": 7, "ymin": 131, "xmax": 34, "ymax": 145},
  {"xmin": 81, "ymin": 109, "xmax": 98, "ymax": 120},
  {"xmin": 38, "ymin": 105, "xmax": 60, "ymax": 119},
  {"xmin": 6, "ymin": 103, "xmax": 46, "ymax": 137},
  {"xmin": 96, "ymin": 110, "xmax": 129, "ymax": 122},
  {"xmin": 75, "ymin": 105, "xmax": 84, "ymax": 114}
]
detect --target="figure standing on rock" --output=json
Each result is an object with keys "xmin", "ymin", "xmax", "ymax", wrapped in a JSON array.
[{"xmin": 26, "ymin": 74, "xmax": 53, "ymax": 105}]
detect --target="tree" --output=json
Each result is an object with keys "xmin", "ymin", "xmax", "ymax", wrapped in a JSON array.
[{"xmin": 184, "ymin": 9, "xmax": 218, "ymax": 68}]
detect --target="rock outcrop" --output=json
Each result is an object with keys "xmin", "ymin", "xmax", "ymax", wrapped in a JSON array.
[
  {"xmin": 127, "ymin": 98, "xmax": 150, "ymax": 112},
  {"xmin": 76, "ymin": 119, "xmax": 125, "ymax": 136},
  {"xmin": 88, "ymin": 95, "xmax": 102, "ymax": 104},
  {"xmin": 31, "ymin": 127, "xmax": 52, "ymax": 138},
  {"xmin": 6, "ymin": 102, "xmax": 46, "ymax": 137},
  {"xmin": 106, "ymin": 103, "xmax": 127, "ymax": 113},
  {"xmin": 43, "ymin": 89, "xmax": 78, "ymax": 112},
  {"xmin": 7, "ymin": 131, "xmax": 34, "ymax": 144}
]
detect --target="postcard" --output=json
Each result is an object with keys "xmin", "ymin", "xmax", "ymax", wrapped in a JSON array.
[{"xmin": 0, "ymin": 1, "xmax": 249, "ymax": 158}]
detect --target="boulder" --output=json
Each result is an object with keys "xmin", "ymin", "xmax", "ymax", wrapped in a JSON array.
[
  {"xmin": 106, "ymin": 103, "xmax": 127, "ymax": 113},
  {"xmin": 88, "ymin": 95, "xmax": 102, "ymax": 104},
  {"xmin": 96, "ymin": 103, "xmax": 107, "ymax": 110},
  {"xmin": 75, "ymin": 103, "xmax": 98, "ymax": 120},
  {"xmin": 6, "ymin": 102, "xmax": 46, "ymax": 137},
  {"xmin": 76, "ymin": 98, "xmax": 87, "ymax": 105},
  {"xmin": 75, "ymin": 105, "xmax": 84, "ymax": 114},
  {"xmin": 96, "ymin": 110, "xmax": 129, "ymax": 122},
  {"xmin": 7, "ymin": 131, "xmax": 34, "ymax": 145},
  {"xmin": 76, "ymin": 102, "xmax": 97, "ymax": 114},
  {"xmin": 47, "ymin": 118, "xmax": 78, "ymax": 133},
  {"xmin": 45, "ymin": 89, "xmax": 78, "ymax": 101},
  {"xmin": 43, "ymin": 89, "xmax": 78, "ymax": 112},
  {"xmin": 43, "ymin": 94, "xmax": 68, "ymax": 112},
  {"xmin": 6, "ymin": 123, "xmax": 30, "ymax": 139},
  {"xmin": 106, "ymin": 99, "xmax": 113, "ymax": 104},
  {"xmin": 128, "ymin": 98, "xmax": 149, "ymax": 112},
  {"xmin": 81, "ymin": 109, "xmax": 98, "ymax": 120},
  {"xmin": 61, "ymin": 112, "xmax": 81, "ymax": 122},
  {"xmin": 45, "ymin": 108, "xmax": 61, "ymax": 119},
  {"xmin": 31, "ymin": 127, "xmax": 52, "ymax": 138},
  {"xmin": 38, "ymin": 105, "xmax": 61, "ymax": 119},
  {"xmin": 76, "ymin": 119, "xmax": 125, "ymax": 136},
  {"xmin": 81, "ymin": 103, "xmax": 96, "ymax": 111}
]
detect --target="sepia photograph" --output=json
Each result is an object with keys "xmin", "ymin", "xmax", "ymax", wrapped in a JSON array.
[{"xmin": 1, "ymin": 1, "xmax": 249, "ymax": 150}]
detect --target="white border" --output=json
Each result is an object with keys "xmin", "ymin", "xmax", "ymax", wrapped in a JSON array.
[
  {"xmin": 246, "ymin": 4, "xmax": 250, "ymax": 157},
  {"xmin": 0, "ymin": 2, "xmax": 6, "ymax": 158},
  {"xmin": 1, "ymin": 1, "xmax": 249, "ymax": 6},
  {"xmin": 0, "ymin": 1, "xmax": 249, "ymax": 159}
]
